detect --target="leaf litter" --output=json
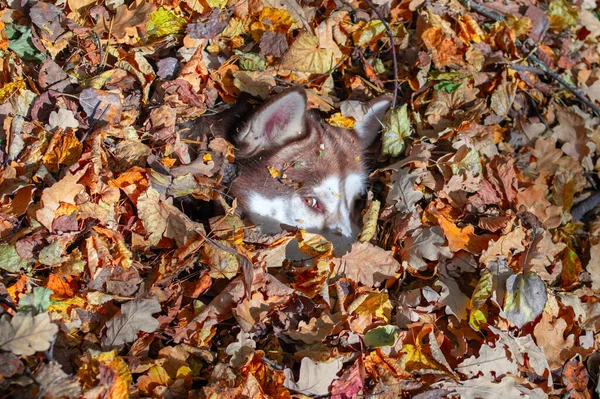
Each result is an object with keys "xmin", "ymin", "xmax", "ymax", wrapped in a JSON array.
[{"xmin": 0, "ymin": 0, "xmax": 600, "ymax": 397}]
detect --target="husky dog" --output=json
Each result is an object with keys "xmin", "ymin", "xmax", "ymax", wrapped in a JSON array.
[{"xmin": 181, "ymin": 89, "xmax": 390, "ymax": 250}]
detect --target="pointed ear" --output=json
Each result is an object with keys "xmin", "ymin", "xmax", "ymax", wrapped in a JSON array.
[
  {"xmin": 235, "ymin": 89, "xmax": 307, "ymax": 157},
  {"xmin": 354, "ymin": 95, "xmax": 392, "ymax": 149}
]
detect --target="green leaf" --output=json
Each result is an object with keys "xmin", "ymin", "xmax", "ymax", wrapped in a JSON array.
[
  {"xmin": 434, "ymin": 81, "xmax": 461, "ymax": 93},
  {"xmin": 382, "ymin": 104, "xmax": 411, "ymax": 157},
  {"xmin": 0, "ymin": 244, "xmax": 30, "ymax": 272},
  {"xmin": 146, "ymin": 7, "xmax": 187, "ymax": 40},
  {"xmin": 5, "ymin": 24, "xmax": 46, "ymax": 63},
  {"xmin": 364, "ymin": 325, "xmax": 400, "ymax": 347},
  {"xmin": 428, "ymin": 71, "xmax": 470, "ymax": 81},
  {"xmin": 504, "ymin": 272, "xmax": 547, "ymax": 328},
  {"xmin": 234, "ymin": 50, "xmax": 266, "ymax": 71},
  {"xmin": 18, "ymin": 287, "xmax": 54, "ymax": 314},
  {"xmin": 39, "ymin": 241, "xmax": 64, "ymax": 266}
]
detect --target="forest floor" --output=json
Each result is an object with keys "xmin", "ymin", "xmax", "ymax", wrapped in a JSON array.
[{"xmin": 1, "ymin": 0, "xmax": 600, "ymax": 398}]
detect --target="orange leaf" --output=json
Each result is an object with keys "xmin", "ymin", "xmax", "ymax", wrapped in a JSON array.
[{"xmin": 46, "ymin": 273, "xmax": 77, "ymax": 298}]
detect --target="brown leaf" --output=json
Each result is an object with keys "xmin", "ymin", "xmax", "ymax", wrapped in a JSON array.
[
  {"xmin": 36, "ymin": 167, "xmax": 87, "ymax": 231},
  {"xmin": 259, "ymin": 31, "xmax": 288, "ymax": 57},
  {"xmin": 336, "ymin": 242, "xmax": 401, "ymax": 287},
  {"xmin": 79, "ymin": 88, "xmax": 123, "ymax": 124},
  {"xmin": 34, "ymin": 362, "xmax": 82, "ymax": 399},
  {"xmin": 42, "ymin": 130, "xmax": 83, "ymax": 173},
  {"xmin": 103, "ymin": 298, "xmax": 161, "ymax": 348}
]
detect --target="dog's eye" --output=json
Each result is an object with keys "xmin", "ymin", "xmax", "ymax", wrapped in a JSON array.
[{"xmin": 303, "ymin": 197, "xmax": 324, "ymax": 212}]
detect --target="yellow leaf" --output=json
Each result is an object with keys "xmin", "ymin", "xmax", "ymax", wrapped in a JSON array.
[
  {"xmin": 267, "ymin": 165, "xmax": 280, "ymax": 178},
  {"xmin": 78, "ymin": 350, "xmax": 132, "ymax": 399},
  {"xmin": 548, "ymin": 0, "xmax": 579, "ymax": 31},
  {"xmin": 48, "ymin": 296, "xmax": 87, "ymax": 316},
  {"xmin": 348, "ymin": 291, "xmax": 392, "ymax": 322},
  {"xmin": 358, "ymin": 200, "xmax": 380, "ymax": 243},
  {"xmin": 353, "ymin": 20, "xmax": 386, "ymax": 46},
  {"xmin": 469, "ymin": 269, "xmax": 493, "ymax": 331},
  {"xmin": 457, "ymin": 14, "xmax": 485, "ymax": 43},
  {"xmin": 259, "ymin": 7, "xmax": 295, "ymax": 33},
  {"xmin": 326, "ymin": 113, "xmax": 355, "ymax": 129},
  {"xmin": 202, "ymin": 241, "xmax": 240, "ymax": 280},
  {"xmin": 146, "ymin": 7, "xmax": 187, "ymax": 40},
  {"xmin": 506, "ymin": 15, "xmax": 533, "ymax": 37},
  {"xmin": 296, "ymin": 230, "xmax": 334, "ymax": 260},
  {"xmin": 0, "ymin": 79, "xmax": 25, "ymax": 103}
]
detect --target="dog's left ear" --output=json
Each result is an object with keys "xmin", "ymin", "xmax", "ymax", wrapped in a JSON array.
[
  {"xmin": 354, "ymin": 95, "xmax": 392, "ymax": 149},
  {"xmin": 235, "ymin": 88, "xmax": 307, "ymax": 157}
]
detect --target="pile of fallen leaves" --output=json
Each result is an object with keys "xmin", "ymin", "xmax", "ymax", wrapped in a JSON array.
[{"xmin": 1, "ymin": 0, "xmax": 600, "ymax": 397}]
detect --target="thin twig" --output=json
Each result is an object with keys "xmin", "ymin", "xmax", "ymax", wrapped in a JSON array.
[
  {"xmin": 363, "ymin": 0, "xmax": 399, "ymax": 108},
  {"xmin": 260, "ymin": 355, "xmax": 284, "ymax": 370},
  {"xmin": 506, "ymin": 64, "xmax": 545, "ymax": 75},
  {"xmin": 529, "ymin": 54, "xmax": 600, "ymax": 117},
  {"xmin": 460, "ymin": 0, "xmax": 505, "ymax": 21}
]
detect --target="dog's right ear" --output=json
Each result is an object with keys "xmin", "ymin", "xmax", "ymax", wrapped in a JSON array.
[
  {"xmin": 234, "ymin": 88, "xmax": 307, "ymax": 157},
  {"xmin": 354, "ymin": 95, "xmax": 392, "ymax": 149}
]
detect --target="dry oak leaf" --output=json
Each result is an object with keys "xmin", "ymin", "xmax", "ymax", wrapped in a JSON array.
[
  {"xmin": 516, "ymin": 185, "xmax": 562, "ymax": 229},
  {"xmin": 387, "ymin": 167, "xmax": 423, "ymax": 213},
  {"xmin": 284, "ymin": 312, "xmax": 344, "ymax": 344},
  {"xmin": 108, "ymin": 0, "xmax": 156, "ymax": 43},
  {"xmin": 489, "ymin": 326, "xmax": 552, "ymax": 382},
  {"xmin": 137, "ymin": 187, "xmax": 202, "ymax": 247},
  {"xmin": 103, "ymin": 298, "xmax": 161, "ymax": 348},
  {"xmin": 0, "ymin": 352, "xmax": 24, "ymax": 378},
  {"xmin": 533, "ymin": 311, "xmax": 591, "ymax": 369},
  {"xmin": 233, "ymin": 71, "xmax": 276, "ymax": 99},
  {"xmin": 531, "ymin": 137, "xmax": 563, "ymax": 177},
  {"xmin": 479, "ymin": 225, "xmax": 526, "ymax": 265},
  {"xmin": 400, "ymin": 226, "xmax": 452, "ymax": 271},
  {"xmin": 34, "ymin": 361, "xmax": 82, "ymax": 399},
  {"xmin": 48, "ymin": 108, "xmax": 79, "ymax": 130},
  {"xmin": 225, "ymin": 331, "xmax": 256, "ymax": 368},
  {"xmin": 36, "ymin": 166, "xmax": 87, "ymax": 231},
  {"xmin": 444, "ymin": 375, "xmax": 542, "ymax": 399},
  {"xmin": 0, "ymin": 312, "xmax": 58, "ymax": 356},
  {"xmin": 456, "ymin": 343, "xmax": 518, "ymax": 378},
  {"xmin": 337, "ymin": 242, "xmax": 401, "ymax": 287},
  {"xmin": 435, "ymin": 277, "xmax": 469, "ymax": 320},
  {"xmin": 283, "ymin": 357, "xmax": 343, "ymax": 396}
]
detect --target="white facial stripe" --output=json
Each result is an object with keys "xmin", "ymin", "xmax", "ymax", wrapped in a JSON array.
[
  {"xmin": 245, "ymin": 173, "xmax": 366, "ymax": 239},
  {"xmin": 344, "ymin": 173, "xmax": 366, "ymax": 208}
]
